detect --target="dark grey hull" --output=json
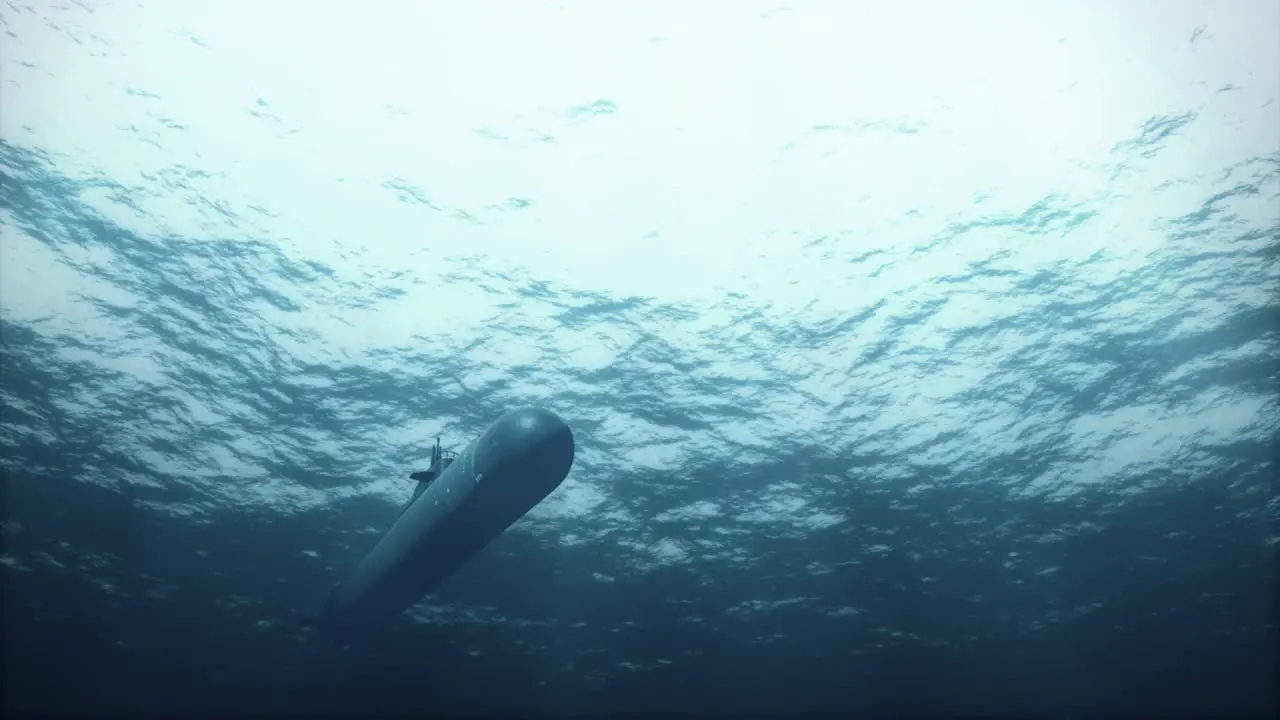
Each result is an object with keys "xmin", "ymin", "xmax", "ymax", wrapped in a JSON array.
[{"xmin": 315, "ymin": 406, "xmax": 575, "ymax": 639}]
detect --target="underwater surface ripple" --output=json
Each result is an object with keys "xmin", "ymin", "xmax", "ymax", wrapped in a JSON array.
[{"xmin": 1, "ymin": 0, "xmax": 1277, "ymax": 715}]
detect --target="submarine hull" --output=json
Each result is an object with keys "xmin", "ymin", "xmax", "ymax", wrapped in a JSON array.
[{"xmin": 318, "ymin": 406, "xmax": 574, "ymax": 639}]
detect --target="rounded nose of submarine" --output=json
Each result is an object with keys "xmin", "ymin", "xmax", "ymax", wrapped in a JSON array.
[{"xmin": 473, "ymin": 406, "xmax": 575, "ymax": 495}]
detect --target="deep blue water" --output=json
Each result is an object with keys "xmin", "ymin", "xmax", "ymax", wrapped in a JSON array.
[{"xmin": 1, "ymin": 1, "xmax": 1278, "ymax": 716}]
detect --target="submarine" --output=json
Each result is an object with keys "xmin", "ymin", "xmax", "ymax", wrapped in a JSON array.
[{"xmin": 305, "ymin": 406, "xmax": 575, "ymax": 640}]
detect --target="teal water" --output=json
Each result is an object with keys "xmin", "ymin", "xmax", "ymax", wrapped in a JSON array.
[{"xmin": 1, "ymin": 1, "xmax": 1277, "ymax": 715}]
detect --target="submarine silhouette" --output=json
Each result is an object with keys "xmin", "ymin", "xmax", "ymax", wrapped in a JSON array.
[{"xmin": 304, "ymin": 406, "xmax": 575, "ymax": 640}]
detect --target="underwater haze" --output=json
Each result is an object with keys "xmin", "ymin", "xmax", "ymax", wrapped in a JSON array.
[{"xmin": 1, "ymin": 0, "xmax": 1277, "ymax": 715}]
